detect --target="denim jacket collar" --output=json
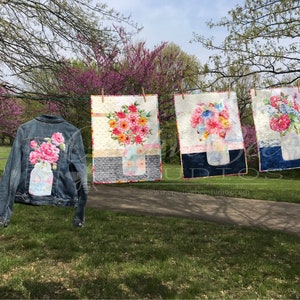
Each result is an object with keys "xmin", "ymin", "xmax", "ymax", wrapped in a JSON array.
[{"xmin": 35, "ymin": 115, "xmax": 65, "ymax": 124}]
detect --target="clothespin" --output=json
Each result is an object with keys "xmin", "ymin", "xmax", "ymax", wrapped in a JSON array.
[
  {"xmin": 253, "ymin": 82, "xmax": 257, "ymax": 96},
  {"xmin": 141, "ymin": 87, "xmax": 146, "ymax": 102},
  {"xmin": 101, "ymin": 88, "xmax": 105, "ymax": 103},
  {"xmin": 297, "ymin": 80, "xmax": 300, "ymax": 93},
  {"xmin": 227, "ymin": 84, "xmax": 231, "ymax": 99},
  {"xmin": 178, "ymin": 81, "xmax": 184, "ymax": 99}
]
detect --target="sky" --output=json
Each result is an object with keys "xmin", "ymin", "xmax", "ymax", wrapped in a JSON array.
[{"xmin": 105, "ymin": 0, "xmax": 242, "ymax": 62}]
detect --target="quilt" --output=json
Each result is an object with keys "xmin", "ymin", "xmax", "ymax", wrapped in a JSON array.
[
  {"xmin": 251, "ymin": 87, "xmax": 300, "ymax": 171},
  {"xmin": 91, "ymin": 94, "xmax": 162, "ymax": 183},
  {"xmin": 174, "ymin": 92, "xmax": 247, "ymax": 178}
]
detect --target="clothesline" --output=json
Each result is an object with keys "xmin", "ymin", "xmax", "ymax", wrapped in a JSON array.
[
  {"xmin": 0, "ymin": 93, "xmax": 89, "ymax": 101},
  {"xmin": 0, "ymin": 85, "xmax": 298, "ymax": 105},
  {"xmin": 0, "ymin": 87, "xmax": 210, "ymax": 102}
]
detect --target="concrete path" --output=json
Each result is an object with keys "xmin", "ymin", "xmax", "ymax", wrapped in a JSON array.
[{"xmin": 87, "ymin": 185, "xmax": 300, "ymax": 236}]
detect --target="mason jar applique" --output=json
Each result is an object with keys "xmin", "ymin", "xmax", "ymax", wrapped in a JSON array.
[
  {"xmin": 29, "ymin": 162, "xmax": 53, "ymax": 196},
  {"xmin": 28, "ymin": 132, "xmax": 65, "ymax": 196},
  {"xmin": 122, "ymin": 144, "xmax": 146, "ymax": 176}
]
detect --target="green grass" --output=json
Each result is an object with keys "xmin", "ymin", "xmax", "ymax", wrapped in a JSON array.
[
  {"xmin": 124, "ymin": 164, "xmax": 300, "ymax": 203},
  {"xmin": 1, "ymin": 146, "xmax": 300, "ymax": 203},
  {"xmin": 1, "ymin": 147, "xmax": 300, "ymax": 298},
  {"xmin": 0, "ymin": 146, "xmax": 10, "ymax": 171},
  {"xmin": 0, "ymin": 205, "xmax": 299, "ymax": 299}
]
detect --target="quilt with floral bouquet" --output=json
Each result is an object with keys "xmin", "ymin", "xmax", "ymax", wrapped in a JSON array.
[
  {"xmin": 91, "ymin": 95, "xmax": 162, "ymax": 183},
  {"xmin": 251, "ymin": 87, "xmax": 300, "ymax": 171},
  {"xmin": 174, "ymin": 92, "xmax": 247, "ymax": 178}
]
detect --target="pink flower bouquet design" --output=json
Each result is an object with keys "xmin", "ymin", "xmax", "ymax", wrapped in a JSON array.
[
  {"xmin": 190, "ymin": 102, "xmax": 231, "ymax": 141},
  {"xmin": 107, "ymin": 102, "xmax": 152, "ymax": 146},
  {"xmin": 263, "ymin": 93, "xmax": 300, "ymax": 136},
  {"xmin": 29, "ymin": 132, "xmax": 66, "ymax": 170}
]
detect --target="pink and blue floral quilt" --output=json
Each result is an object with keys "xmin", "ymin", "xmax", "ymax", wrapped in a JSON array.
[
  {"xmin": 251, "ymin": 87, "xmax": 300, "ymax": 171},
  {"xmin": 174, "ymin": 92, "xmax": 247, "ymax": 178}
]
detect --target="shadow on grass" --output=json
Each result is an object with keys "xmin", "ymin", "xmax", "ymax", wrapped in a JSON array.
[
  {"xmin": 1, "ymin": 206, "xmax": 300, "ymax": 299},
  {"xmin": 1, "ymin": 275, "xmax": 175, "ymax": 299},
  {"xmin": 0, "ymin": 282, "xmax": 76, "ymax": 299}
]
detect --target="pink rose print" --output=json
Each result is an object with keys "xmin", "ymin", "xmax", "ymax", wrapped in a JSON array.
[
  {"xmin": 51, "ymin": 132, "xmax": 65, "ymax": 146},
  {"xmin": 29, "ymin": 150, "xmax": 40, "ymax": 164},
  {"xmin": 190, "ymin": 102, "xmax": 231, "ymax": 140},
  {"xmin": 269, "ymin": 95, "xmax": 288, "ymax": 108},
  {"xmin": 269, "ymin": 115, "xmax": 291, "ymax": 132},
  {"xmin": 39, "ymin": 142, "xmax": 60, "ymax": 164},
  {"xmin": 264, "ymin": 93, "xmax": 300, "ymax": 136},
  {"xmin": 117, "ymin": 111, "xmax": 126, "ymax": 119},
  {"xmin": 128, "ymin": 104, "xmax": 138, "ymax": 113},
  {"xmin": 29, "ymin": 132, "xmax": 66, "ymax": 170},
  {"xmin": 140, "ymin": 126, "xmax": 150, "ymax": 137},
  {"xmin": 30, "ymin": 140, "xmax": 38, "ymax": 149},
  {"xmin": 134, "ymin": 135, "xmax": 143, "ymax": 144},
  {"xmin": 190, "ymin": 106, "xmax": 203, "ymax": 128},
  {"xmin": 112, "ymin": 127, "xmax": 121, "ymax": 135},
  {"xmin": 107, "ymin": 101, "xmax": 152, "ymax": 146},
  {"xmin": 128, "ymin": 114, "xmax": 138, "ymax": 126}
]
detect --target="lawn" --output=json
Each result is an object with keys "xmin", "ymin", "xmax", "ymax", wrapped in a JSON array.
[
  {"xmin": 0, "ymin": 146, "xmax": 10, "ymax": 171},
  {"xmin": 0, "ymin": 205, "xmax": 299, "ymax": 299},
  {"xmin": 126, "ymin": 164, "xmax": 300, "ymax": 203},
  {"xmin": 1, "ymin": 146, "xmax": 300, "ymax": 204},
  {"xmin": 0, "ymin": 146, "xmax": 300, "ymax": 298}
]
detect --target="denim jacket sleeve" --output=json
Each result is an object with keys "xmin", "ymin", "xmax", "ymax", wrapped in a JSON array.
[
  {"xmin": 0, "ymin": 127, "xmax": 23, "ymax": 227},
  {"xmin": 69, "ymin": 130, "xmax": 88, "ymax": 227}
]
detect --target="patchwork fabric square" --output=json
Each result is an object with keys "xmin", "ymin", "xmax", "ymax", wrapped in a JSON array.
[
  {"xmin": 251, "ymin": 87, "xmax": 300, "ymax": 171},
  {"xmin": 91, "ymin": 95, "xmax": 162, "ymax": 183},
  {"xmin": 174, "ymin": 92, "xmax": 247, "ymax": 178}
]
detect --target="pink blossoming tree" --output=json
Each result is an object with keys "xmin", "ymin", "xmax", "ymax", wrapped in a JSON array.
[
  {"xmin": 242, "ymin": 124, "xmax": 258, "ymax": 165},
  {"xmin": 56, "ymin": 39, "xmax": 200, "ymax": 161},
  {"xmin": 0, "ymin": 86, "xmax": 24, "ymax": 143}
]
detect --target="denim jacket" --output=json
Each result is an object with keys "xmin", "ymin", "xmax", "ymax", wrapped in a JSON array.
[{"xmin": 0, "ymin": 115, "xmax": 88, "ymax": 227}]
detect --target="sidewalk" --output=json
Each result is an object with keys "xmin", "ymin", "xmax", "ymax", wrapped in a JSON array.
[{"xmin": 87, "ymin": 185, "xmax": 300, "ymax": 236}]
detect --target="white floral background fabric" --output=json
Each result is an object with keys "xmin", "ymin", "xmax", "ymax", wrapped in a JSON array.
[{"xmin": 91, "ymin": 95, "xmax": 162, "ymax": 183}]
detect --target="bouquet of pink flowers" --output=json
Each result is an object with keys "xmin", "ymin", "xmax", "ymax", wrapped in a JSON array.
[
  {"xmin": 190, "ymin": 102, "xmax": 231, "ymax": 141},
  {"xmin": 29, "ymin": 132, "xmax": 65, "ymax": 170},
  {"xmin": 263, "ymin": 93, "xmax": 300, "ymax": 136},
  {"xmin": 107, "ymin": 102, "xmax": 152, "ymax": 146}
]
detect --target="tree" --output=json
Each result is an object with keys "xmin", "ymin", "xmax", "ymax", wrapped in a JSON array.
[
  {"xmin": 150, "ymin": 43, "xmax": 201, "ymax": 162},
  {"xmin": 242, "ymin": 124, "xmax": 258, "ymax": 167},
  {"xmin": 194, "ymin": 0, "xmax": 300, "ymax": 88},
  {"xmin": 54, "ymin": 41, "xmax": 169, "ymax": 152},
  {"xmin": 55, "ymin": 41, "xmax": 200, "ymax": 160},
  {"xmin": 0, "ymin": 0, "xmax": 139, "ymax": 92},
  {"xmin": 56, "ymin": 41, "xmax": 201, "ymax": 111},
  {"xmin": 0, "ymin": 86, "xmax": 24, "ymax": 143}
]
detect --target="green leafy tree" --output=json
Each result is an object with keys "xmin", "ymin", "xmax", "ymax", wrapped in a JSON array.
[
  {"xmin": 152, "ymin": 43, "xmax": 201, "ymax": 163},
  {"xmin": 194, "ymin": 0, "xmax": 300, "ymax": 89},
  {"xmin": 193, "ymin": 0, "xmax": 299, "ymax": 166}
]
